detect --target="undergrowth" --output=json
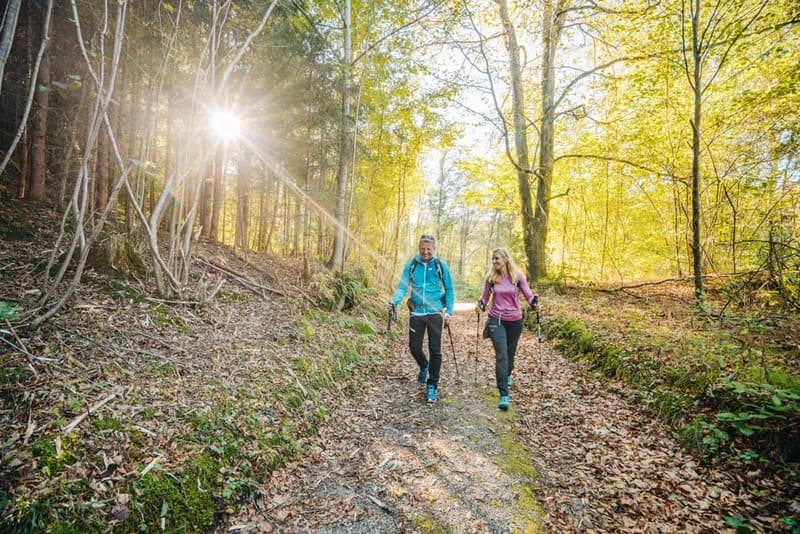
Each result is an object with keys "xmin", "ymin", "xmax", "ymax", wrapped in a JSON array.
[
  {"xmin": 539, "ymin": 292, "xmax": 800, "ymax": 467},
  {"xmin": 0, "ymin": 275, "xmax": 383, "ymax": 532}
]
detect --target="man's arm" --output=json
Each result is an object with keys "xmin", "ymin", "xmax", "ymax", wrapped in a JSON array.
[
  {"xmin": 440, "ymin": 259, "xmax": 455, "ymax": 316},
  {"xmin": 390, "ymin": 259, "xmax": 413, "ymax": 307}
]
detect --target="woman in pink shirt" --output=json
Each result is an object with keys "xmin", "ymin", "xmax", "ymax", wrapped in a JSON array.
[{"xmin": 477, "ymin": 248, "xmax": 538, "ymax": 411}]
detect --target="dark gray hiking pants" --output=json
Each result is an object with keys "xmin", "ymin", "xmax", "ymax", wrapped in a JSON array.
[
  {"xmin": 408, "ymin": 313, "xmax": 443, "ymax": 386},
  {"xmin": 485, "ymin": 316, "xmax": 523, "ymax": 396}
]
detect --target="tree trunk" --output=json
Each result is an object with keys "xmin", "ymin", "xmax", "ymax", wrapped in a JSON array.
[
  {"xmin": 496, "ymin": 0, "xmax": 536, "ymax": 280},
  {"xmin": 0, "ymin": 0, "xmax": 22, "ymax": 95},
  {"xmin": 28, "ymin": 49, "xmax": 49, "ymax": 201},
  {"xmin": 95, "ymin": 125, "xmax": 109, "ymax": 214},
  {"xmin": 210, "ymin": 145, "xmax": 224, "ymax": 241},
  {"xmin": 532, "ymin": 0, "xmax": 566, "ymax": 281},
  {"xmin": 690, "ymin": 0, "xmax": 704, "ymax": 305},
  {"xmin": 236, "ymin": 151, "xmax": 251, "ymax": 253},
  {"xmin": 1, "ymin": 0, "xmax": 52, "ymax": 197},
  {"xmin": 330, "ymin": 0, "xmax": 351, "ymax": 271}
]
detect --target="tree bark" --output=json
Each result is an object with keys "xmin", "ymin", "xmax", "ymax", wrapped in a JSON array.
[
  {"xmin": 0, "ymin": 0, "xmax": 52, "ymax": 192},
  {"xmin": 236, "ymin": 151, "xmax": 251, "ymax": 253},
  {"xmin": 330, "ymin": 0, "xmax": 351, "ymax": 271},
  {"xmin": 495, "ymin": 0, "xmax": 537, "ymax": 280},
  {"xmin": 690, "ymin": 0, "xmax": 704, "ymax": 304},
  {"xmin": 0, "ymin": 0, "xmax": 22, "ymax": 95},
  {"xmin": 532, "ymin": 0, "xmax": 567, "ymax": 281},
  {"xmin": 28, "ymin": 35, "xmax": 50, "ymax": 201}
]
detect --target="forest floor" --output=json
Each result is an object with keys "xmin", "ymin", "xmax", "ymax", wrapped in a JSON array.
[
  {"xmin": 0, "ymin": 201, "xmax": 798, "ymax": 533},
  {"xmin": 222, "ymin": 308, "xmax": 796, "ymax": 533}
]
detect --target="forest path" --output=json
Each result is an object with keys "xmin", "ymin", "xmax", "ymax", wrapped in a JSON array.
[{"xmin": 224, "ymin": 309, "xmax": 742, "ymax": 533}]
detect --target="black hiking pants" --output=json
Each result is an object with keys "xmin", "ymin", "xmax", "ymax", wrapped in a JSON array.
[
  {"xmin": 486, "ymin": 316, "xmax": 523, "ymax": 396},
  {"xmin": 408, "ymin": 313, "xmax": 443, "ymax": 387}
]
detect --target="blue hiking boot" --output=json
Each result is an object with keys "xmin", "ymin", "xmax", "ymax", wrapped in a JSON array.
[
  {"xmin": 426, "ymin": 384, "xmax": 437, "ymax": 403},
  {"xmin": 507, "ymin": 375, "xmax": 513, "ymax": 388},
  {"xmin": 417, "ymin": 364, "xmax": 428, "ymax": 384},
  {"xmin": 498, "ymin": 395, "xmax": 510, "ymax": 411}
]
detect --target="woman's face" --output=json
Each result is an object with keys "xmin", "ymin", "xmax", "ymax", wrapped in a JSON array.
[{"xmin": 492, "ymin": 253, "xmax": 507, "ymax": 271}]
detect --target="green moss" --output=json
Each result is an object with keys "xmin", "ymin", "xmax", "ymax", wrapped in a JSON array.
[
  {"xmin": 152, "ymin": 363, "xmax": 177, "ymax": 377},
  {"xmin": 411, "ymin": 513, "xmax": 450, "ymax": 533},
  {"xmin": 497, "ymin": 434, "xmax": 538, "ymax": 480},
  {"xmin": 148, "ymin": 304, "xmax": 193, "ymax": 335},
  {"xmin": 90, "ymin": 417, "xmax": 123, "ymax": 431},
  {"xmin": 31, "ymin": 435, "xmax": 79, "ymax": 477},
  {"xmin": 217, "ymin": 290, "xmax": 246, "ymax": 302},
  {"xmin": 494, "ymin": 422, "xmax": 545, "ymax": 531},
  {"xmin": 183, "ymin": 454, "xmax": 221, "ymax": 527},
  {"xmin": 124, "ymin": 455, "xmax": 221, "ymax": 532},
  {"xmin": 546, "ymin": 313, "xmax": 800, "ymax": 463},
  {"xmin": 0, "ymin": 365, "xmax": 28, "ymax": 384},
  {"xmin": 515, "ymin": 483, "xmax": 546, "ymax": 533}
]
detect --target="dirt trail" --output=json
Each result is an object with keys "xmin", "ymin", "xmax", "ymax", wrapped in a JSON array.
[{"xmin": 224, "ymin": 309, "xmax": 745, "ymax": 533}]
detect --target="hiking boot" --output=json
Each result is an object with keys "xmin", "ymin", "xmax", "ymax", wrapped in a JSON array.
[
  {"xmin": 417, "ymin": 364, "xmax": 428, "ymax": 384},
  {"xmin": 507, "ymin": 375, "xmax": 513, "ymax": 388},
  {"xmin": 498, "ymin": 395, "xmax": 510, "ymax": 411},
  {"xmin": 426, "ymin": 384, "xmax": 437, "ymax": 403}
]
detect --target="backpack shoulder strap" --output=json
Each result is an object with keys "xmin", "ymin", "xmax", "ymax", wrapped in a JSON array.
[{"xmin": 434, "ymin": 258, "xmax": 443, "ymax": 281}]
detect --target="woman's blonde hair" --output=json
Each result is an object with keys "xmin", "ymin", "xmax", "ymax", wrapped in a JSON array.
[{"xmin": 485, "ymin": 247, "xmax": 520, "ymax": 285}]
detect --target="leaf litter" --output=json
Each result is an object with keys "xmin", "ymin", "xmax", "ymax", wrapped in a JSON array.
[
  {"xmin": 0, "ymin": 207, "xmax": 796, "ymax": 532},
  {"xmin": 223, "ymin": 310, "xmax": 797, "ymax": 533}
]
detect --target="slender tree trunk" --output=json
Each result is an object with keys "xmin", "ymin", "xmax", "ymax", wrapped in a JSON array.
[
  {"xmin": 0, "ymin": 0, "xmax": 22, "ymax": 95},
  {"xmin": 199, "ymin": 145, "xmax": 211, "ymax": 238},
  {"xmin": 532, "ymin": 0, "xmax": 567, "ymax": 281},
  {"xmin": 330, "ymin": 0, "xmax": 351, "ymax": 271},
  {"xmin": 496, "ymin": 0, "xmax": 536, "ymax": 280},
  {"xmin": 257, "ymin": 168, "xmax": 268, "ymax": 251},
  {"xmin": 265, "ymin": 176, "xmax": 277, "ymax": 253},
  {"xmin": 236, "ymin": 151, "xmax": 250, "ymax": 253},
  {"xmin": 210, "ymin": 146, "xmax": 224, "ymax": 241},
  {"xmin": 124, "ymin": 66, "xmax": 140, "ymax": 231},
  {"xmin": 28, "ymin": 48, "xmax": 49, "ymax": 201},
  {"xmin": 95, "ymin": 125, "xmax": 109, "ymax": 214},
  {"xmin": 690, "ymin": 0, "xmax": 704, "ymax": 304},
  {"xmin": 1, "ymin": 0, "xmax": 52, "ymax": 193}
]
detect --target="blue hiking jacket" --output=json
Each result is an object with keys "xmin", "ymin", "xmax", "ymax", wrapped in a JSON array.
[{"xmin": 391, "ymin": 255, "xmax": 454, "ymax": 316}]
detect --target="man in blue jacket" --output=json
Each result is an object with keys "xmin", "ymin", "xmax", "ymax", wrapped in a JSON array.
[{"xmin": 388, "ymin": 234, "xmax": 455, "ymax": 404}]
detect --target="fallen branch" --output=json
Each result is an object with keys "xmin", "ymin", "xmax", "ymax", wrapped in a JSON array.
[
  {"xmin": 62, "ymin": 391, "xmax": 118, "ymax": 434},
  {"xmin": 598, "ymin": 277, "xmax": 689, "ymax": 292},
  {"xmin": 366, "ymin": 493, "xmax": 393, "ymax": 513},
  {"xmin": 274, "ymin": 355, "xmax": 308, "ymax": 397},
  {"xmin": 139, "ymin": 454, "xmax": 163, "ymax": 477},
  {"xmin": 196, "ymin": 257, "xmax": 286, "ymax": 297},
  {"xmin": 2, "ymin": 320, "xmax": 56, "ymax": 365},
  {"xmin": 290, "ymin": 283, "xmax": 317, "ymax": 306}
]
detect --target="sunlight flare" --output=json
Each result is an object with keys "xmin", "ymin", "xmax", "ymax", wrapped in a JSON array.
[{"xmin": 210, "ymin": 109, "xmax": 241, "ymax": 141}]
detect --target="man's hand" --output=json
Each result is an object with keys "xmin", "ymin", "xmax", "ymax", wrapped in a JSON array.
[
  {"xmin": 388, "ymin": 301, "xmax": 396, "ymax": 319},
  {"xmin": 444, "ymin": 313, "xmax": 451, "ymax": 326}
]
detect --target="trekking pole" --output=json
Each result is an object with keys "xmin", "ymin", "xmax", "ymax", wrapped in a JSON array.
[
  {"xmin": 445, "ymin": 321, "xmax": 460, "ymax": 380},
  {"xmin": 474, "ymin": 308, "xmax": 480, "ymax": 385},
  {"xmin": 535, "ymin": 308, "xmax": 545, "ymax": 394},
  {"xmin": 383, "ymin": 306, "xmax": 396, "ymax": 395}
]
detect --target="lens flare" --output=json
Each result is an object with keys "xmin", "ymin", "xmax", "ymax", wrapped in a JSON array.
[{"xmin": 210, "ymin": 110, "xmax": 241, "ymax": 141}]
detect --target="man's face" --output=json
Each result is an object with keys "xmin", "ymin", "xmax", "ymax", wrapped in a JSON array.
[{"xmin": 418, "ymin": 241, "xmax": 435, "ymax": 262}]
